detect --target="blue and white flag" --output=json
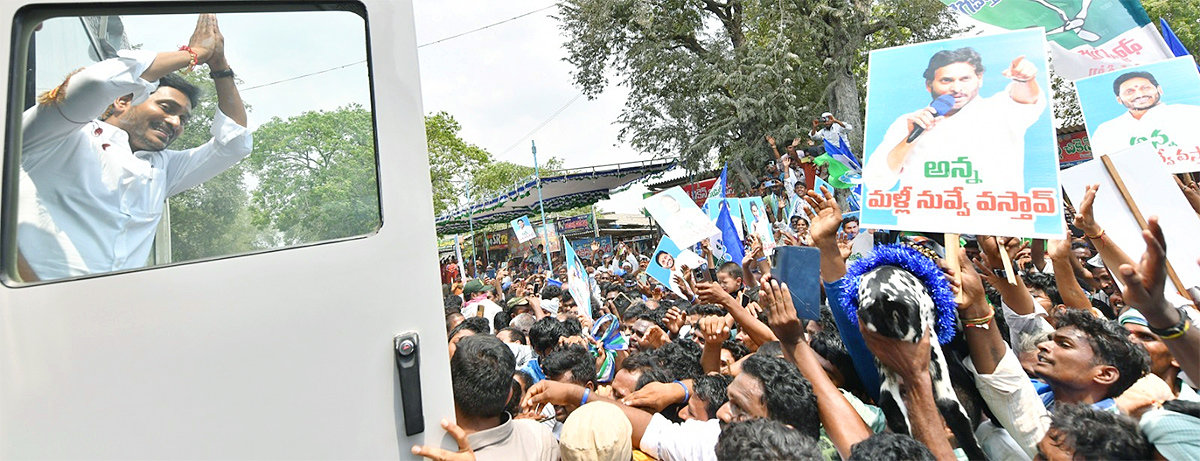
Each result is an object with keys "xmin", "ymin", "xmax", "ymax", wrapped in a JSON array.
[
  {"xmin": 710, "ymin": 200, "xmax": 745, "ymax": 265},
  {"xmin": 823, "ymin": 137, "xmax": 862, "ymax": 173},
  {"xmin": 704, "ymin": 164, "xmax": 729, "ymax": 207}
]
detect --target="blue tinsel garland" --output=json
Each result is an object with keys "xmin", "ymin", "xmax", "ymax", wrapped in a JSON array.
[{"xmin": 841, "ymin": 244, "xmax": 959, "ymax": 345}]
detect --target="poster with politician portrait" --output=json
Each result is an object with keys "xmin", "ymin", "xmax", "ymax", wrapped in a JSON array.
[
  {"xmin": 1075, "ymin": 56, "xmax": 1200, "ymax": 174},
  {"xmin": 860, "ymin": 28, "xmax": 1063, "ymax": 239},
  {"xmin": 646, "ymin": 236, "xmax": 706, "ymax": 299},
  {"xmin": 511, "ymin": 215, "xmax": 537, "ymax": 243},
  {"xmin": 642, "ymin": 186, "xmax": 720, "ymax": 248}
]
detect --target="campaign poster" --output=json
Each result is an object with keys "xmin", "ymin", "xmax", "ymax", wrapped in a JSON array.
[
  {"xmin": 703, "ymin": 198, "xmax": 744, "ymax": 241},
  {"xmin": 646, "ymin": 236, "xmax": 706, "ymax": 298},
  {"xmin": 1076, "ymin": 56, "xmax": 1200, "ymax": 174},
  {"xmin": 1061, "ymin": 144, "xmax": 1200, "ymax": 304},
  {"xmin": 861, "ymin": 28, "xmax": 1063, "ymax": 239},
  {"xmin": 511, "ymin": 216, "xmax": 537, "ymax": 243},
  {"xmin": 740, "ymin": 197, "xmax": 777, "ymax": 254},
  {"xmin": 643, "ymin": 186, "xmax": 720, "ymax": 248},
  {"xmin": 939, "ymin": 0, "xmax": 1174, "ymax": 80},
  {"xmin": 562, "ymin": 237, "xmax": 594, "ymax": 321}
]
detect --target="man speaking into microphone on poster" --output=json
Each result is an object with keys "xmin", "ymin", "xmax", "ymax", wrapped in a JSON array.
[{"xmin": 862, "ymin": 46, "xmax": 1045, "ymax": 192}]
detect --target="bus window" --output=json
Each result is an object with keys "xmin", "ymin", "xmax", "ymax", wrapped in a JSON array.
[{"xmin": 6, "ymin": 5, "xmax": 381, "ymax": 284}]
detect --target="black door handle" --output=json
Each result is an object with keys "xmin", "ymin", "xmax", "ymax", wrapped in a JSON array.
[{"xmin": 395, "ymin": 332, "xmax": 424, "ymax": 436}]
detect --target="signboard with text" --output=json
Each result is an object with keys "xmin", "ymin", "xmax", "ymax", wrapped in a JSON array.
[
  {"xmin": 1057, "ymin": 130, "xmax": 1093, "ymax": 169},
  {"xmin": 556, "ymin": 214, "xmax": 594, "ymax": 235}
]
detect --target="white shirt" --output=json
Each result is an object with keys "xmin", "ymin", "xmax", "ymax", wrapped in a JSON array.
[
  {"xmin": 19, "ymin": 50, "xmax": 252, "ymax": 280},
  {"xmin": 965, "ymin": 349, "xmax": 1048, "ymax": 460},
  {"xmin": 811, "ymin": 122, "xmax": 852, "ymax": 144},
  {"xmin": 862, "ymin": 85, "xmax": 1045, "ymax": 228},
  {"xmin": 1090, "ymin": 103, "xmax": 1200, "ymax": 163},
  {"xmin": 462, "ymin": 298, "xmax": 504, "ymax": 332},
  {"xmin": 640, "ymin": 413, "xmax": 721, "ymax": 461}
]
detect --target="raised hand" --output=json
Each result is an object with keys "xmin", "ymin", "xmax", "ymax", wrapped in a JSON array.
[
  {"xmin": 760, "ymin": 276, "xmax": 803, "ymax": 344},
  {"xmin": 765, "ymin": 135, "xmax": 777, "ymax": 147},
  {"xmin": 1002, "ymin": 55, "xmax": 1037, "ymax": 82},
  {"xmin": 805, "ymin": 185, "xmax": 843, "ymax": 247},
  {"xmin": 187, "ymin": 14, "xmax": 224, "ymax": 65},
  {"xmin": 411, "ymin": 419, "xmax": 476, "ymax": 461},
  {"xmin": 1073, "ymin": 184, "xmax": 1102, "ymax": 236},
  {"xmin": 663, "ymin": 306, "xmax": 686, "ymax": 336}
]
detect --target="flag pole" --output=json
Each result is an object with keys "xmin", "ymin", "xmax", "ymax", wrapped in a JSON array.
[{"xmin": 533, "ymin": 140, "xmax": 554, "ymax": 277}]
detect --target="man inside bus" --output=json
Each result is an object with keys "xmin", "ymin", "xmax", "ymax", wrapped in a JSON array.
[{"xmin": 18, "ymin": 13, "xmax": 250, "ymax": 281}]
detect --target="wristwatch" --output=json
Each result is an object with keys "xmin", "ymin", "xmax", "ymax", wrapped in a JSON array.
[
  {"xmin": 210, "ymin": 68, "xmax": 235, "ymax": 79},
  {"xmin": 1148, "ymin": 306, "xmax": 1191, "ymax": 339}
]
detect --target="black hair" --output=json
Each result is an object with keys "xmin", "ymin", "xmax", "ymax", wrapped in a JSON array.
[
  {"xmin": 923, "ymin": 47, "xmax": 985, "ymax": 84},
  {"xmin": 621, "ymin": 351, "xmax": 658, "ymax": 372},
  {"xmin": 497, "ymin": 327, "xmax": 527, "ymax": 345},
  {"xmin": 513, "ymin": 369, "xmax": 534, "ymax": 391},
  {"xmin": 653, "ymin": 340, "xmax": 704, "ymax": 380},
  {"xmin": 444, "ymin": 294, "xmax": 463, "ymax": 312},
  {"xmin": 692, "ymin": 374, "xmax": 733, "ymax": 420},
  {"xmin": 721, "ymin": 339, "xmax": 750, "ymax": 361},
  {"xmin": 715, "ymin": 418, "xmax": 822, "ymax": 461},
  {"xmin": 756, "ymin": 341, "xmax": 784, "ymax": 358},
  {"xmin": 1052, "ymin": 309, "xmax": 1149, "ymax": 398},
  {"xmin": 740, "ymin": 354, "xmax": 819, "ymax": 438},
  {"xmin": 1049, "ymin": 403, "xmax": 1150, "ymax": 460},
  {"xmin": 445, "ymin": 312, "xmax": 465, "ymax": 334},
  {"xmin": 654, "ymin": 250, "xmax": 671, "ymax": 267},
  {"xmin": 540, "ymin": 284, "xmax": 562, "ymax": 300},
  {"xmin": 157, "ymin": 72, "xmax": 202, "ymax": 109},
  {"xmin": 449, "ymin": 316, "xmax": 490, "ymax": 340},
  {"xmin": 717, "ymin": 261, "xmax": 743, "ymax": 279},
  {"xmin": 840, "ymin": 216, "xmax": 859, "ymax": 228},
  {"xmin": 1112, "ymin": 71, "xmax": 1159, "ymax": 96},
  {"xmin": 561, "ymin": 317, "xmax": 583, "ymax": 337},
  {"xmin": 810, "ymin": 329, "xmax": 866, "ymax": 398},
  {"xmin": 451, "ymin": 335, "xmax": 515, "ymax": 419},
  {"xmin": 624, "ymin": 301, "xmax": 650, "ymax": 323},
  {"xmin": 848, "ymin": 432, "xmax": 936, "ymax": 461},
  {"xmin": 1022, "ymin": 272, "xmax": 1064, "ymax": 307},
  {"xmin": 492, "ymin": 311, "xmax": 511, "ymax": 332},
  {"xmin": 529, "ymin": 317, "xmax": 563, "ymax": 355},
  {"xmin": 635, "ymin": 367, "xmax": 673, "ymax": 391},
  {"xmin": 689, "ymin": 303, "xmax": 726, "ymax": 317},
  {"xmin": 540, "ymin": 344, "xmax": 595, "ymax": 386}
]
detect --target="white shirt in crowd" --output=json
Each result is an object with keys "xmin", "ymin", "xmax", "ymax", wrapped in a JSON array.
[{"xmin": 19, "ymin": 50, "xmax": 252, "ymax": 280}]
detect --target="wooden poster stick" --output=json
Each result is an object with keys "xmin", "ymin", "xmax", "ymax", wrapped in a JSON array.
[
  {"xmin": 997, "ymin": 240, "xmax": 1018, "ymax": 285},
  {"xmin": 1099, "ymin": 155, "xmax": 1189, "ymax": 297},
  {"xmin": 945, "ymin": 233, "xmax": 963, "ymax": 303}
]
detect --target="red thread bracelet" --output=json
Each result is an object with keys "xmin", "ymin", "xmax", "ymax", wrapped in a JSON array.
[{"xmin": 179, "ymin": 46, "xmax": 198, "ymax": 72}]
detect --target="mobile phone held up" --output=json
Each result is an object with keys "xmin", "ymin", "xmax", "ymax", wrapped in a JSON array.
[{"xmin": 771, "ymin": 246, "xmax": 821, "ymax": 321}]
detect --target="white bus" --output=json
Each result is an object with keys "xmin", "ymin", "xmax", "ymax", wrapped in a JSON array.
[{"xmin": 1, "ymin": 0, "xmax": 454, "ymax": 458}]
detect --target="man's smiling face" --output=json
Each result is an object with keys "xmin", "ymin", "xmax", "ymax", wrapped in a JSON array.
[
  {"xmin": 927, "ymin": 62, "xmax": 982, "ymax": 113},
  {"xmin": 1116, "ymin": 77, "xmax": 1162, "ymax": 112},
  {"xmin": 113, "ymin": 86, "xmax": 193, "ymax": 151}
]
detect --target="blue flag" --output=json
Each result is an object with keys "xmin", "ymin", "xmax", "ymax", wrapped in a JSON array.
[
  {"xmin": 823, "ymin": 137, "xmax": 862, "ymax": 173},
  {"xmin": 715, "ymin": 201, "xmax": 745, "ymax": 265},
  {"xmin": 1160, "ymin": 19, "xmax": 1200, "ymax": 73},
  {"xmin": 704, "ymin": 164, "xmax": 728, "ymax": 206}
]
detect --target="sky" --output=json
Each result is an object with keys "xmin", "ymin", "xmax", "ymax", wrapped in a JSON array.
[{"xmin": 107, "ymin": 4, "xmax": 653, "ymax": 215}]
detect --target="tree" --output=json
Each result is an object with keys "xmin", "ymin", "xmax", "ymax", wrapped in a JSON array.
[
  {"xmin": 249, "ymin": 104, "xmax": 380, "ymax": 244},
  {"xmin": 167, "ymin": 71, "xmax": 263, "ymax": 261},
  {"xmin": 1144, "ymin": 0, "xmax": 1199, "ymax": 56},
  {"xmin": 556, "ymin": 0, "xmax": 960, "ymax": 171},
  {"xmin": 427, "ymin": 111, "xmax": 491, "ymax": 215}
]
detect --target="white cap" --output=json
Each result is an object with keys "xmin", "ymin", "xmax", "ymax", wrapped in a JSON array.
[{"xmin": 821, "ymin": 112, "xmax": 833, "ymax": 118}]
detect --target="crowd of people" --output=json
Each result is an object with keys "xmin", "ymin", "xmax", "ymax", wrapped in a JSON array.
[{"xmin": 426, "ymin": 130, "xmax": 1200, "ymax": 460}]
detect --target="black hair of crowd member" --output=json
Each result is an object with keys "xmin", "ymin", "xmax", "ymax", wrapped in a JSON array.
[
  {"xmin": 504, "ymin": 377, "xmax": 523, "ymax": 416},
  {"xmin": 693, "ymin": 374, "xmax": 734, "ymax": 420},
  {"xmin": 689, "ymin": 303, "xmax": 725, "ymax": 317},
  {"xmin": 1090, "ymin": 297, "xmax": 1117, "ymax": 320},
  {"xmin": 653, "ymin": 340, "xmax": 704, "ymax": 381},
  {"xmin": 449, "ymin": 316, "xmax": 490, "ymax": 340},
  {"xmin": 497, "ymin": 327, "xmax": 527, "ymax": 346},
  {"xmin": 847, "ymin": 432, "xmax": 935, "ymax": 461},
  {"xmin": 451, "ymin": 335, "xmax": 516, "ymax": 419},
  {"xmin": 513, "ymin": 369, "xmax": 534, "ymax": 391},
  {"xmin": 540, "ymin": 344, "xmax": 596, "ymax": 386},
  {"xmin": 1051, "ymin": 309, "xmax": 1150, "ymax": 398},
  {"xmin": 540, "ymin": 284, "xmax": 563, "ymax": 300},
  {"xmin": 740, "ymin": 354, "xmax": 819, "ymax": 439},
  {"xmin": 1049, "ymin": 403, "xmax": 1151, "ymax": 460},
  {"xmin": 621, "ymin": 351, "xmax": 658, "ymax": 373},
  {"xmin": 444, "ymin": 294, "xmax": 463, "ymax": 313},
  {"xmin": 810, "ymin": 329, "xmax": 866, "ymax": 398},
  {"xmin": 717, "ymin": 261, "xmax": 743, "ymax": 279},
  {"xmin": 721, "ymin": 339, "xmax": 751, "ymax": 362},
  {"xmin": 624, "ymin": 301, "xmax": 650, "ymax": 323},
  {"xmin": 529, "ymin": 317, "xmax": 564, "ymax": 356},
  {"xmin": 922, "ymin": 47, "xmax": 984, "ymax": 85},
  {"xmin": 756, "ymin": 341, "xmax": 784, "ymax": 358},
  {"xmin": 715, "ymin": 418, "xmax": 822, "ymax": 461},
  {"xmin": 1022, "ymin": 272, "xmax": 1064, "ymax": 307},
  {"xmin": 635, "ymin": 367, "xmax": 673, "ymax": 392},
  {"xmin": 492, "ymin": 311, "xmax": 511, "ymax": 332}
]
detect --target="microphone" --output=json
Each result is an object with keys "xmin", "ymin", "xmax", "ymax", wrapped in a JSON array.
[{"xmin": 906, "ymin": 94, "xmax": 956, "ymax": 143}]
